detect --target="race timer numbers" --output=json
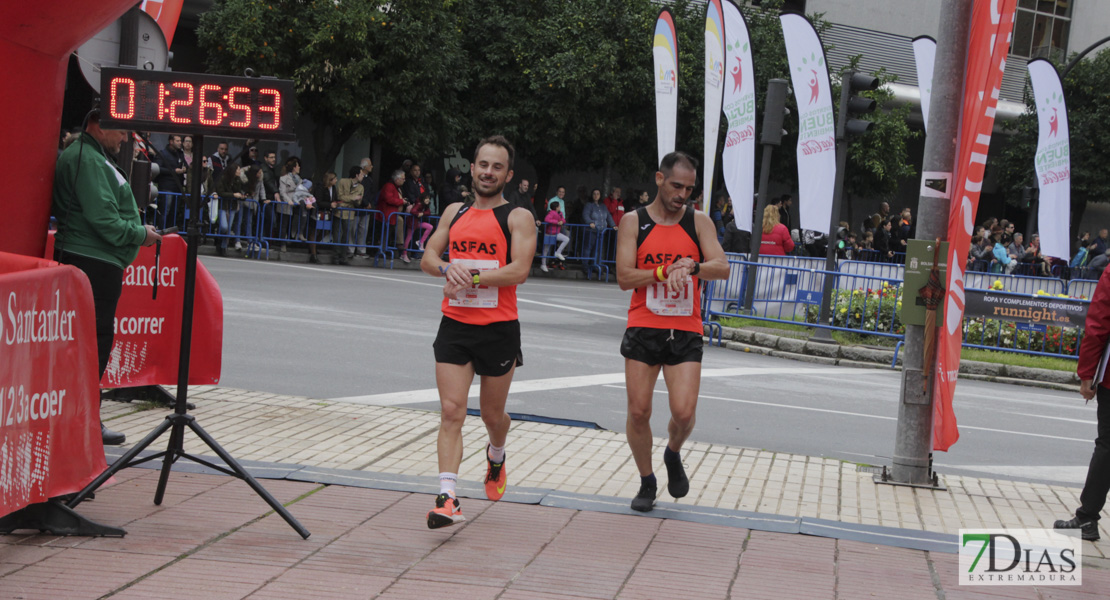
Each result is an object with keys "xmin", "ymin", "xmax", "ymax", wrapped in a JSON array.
[{"xmin": 99, "ymin": 67, "xmax": 296, "ymax": 141}]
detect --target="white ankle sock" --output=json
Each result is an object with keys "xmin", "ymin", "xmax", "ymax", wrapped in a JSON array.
[
  {"xmin": 439, "ymin": 472, "xmax": 457, "ymax": 496},
  {"xmin": 488, "ymin": 444, "xmax": 505, "ymax": 463}
]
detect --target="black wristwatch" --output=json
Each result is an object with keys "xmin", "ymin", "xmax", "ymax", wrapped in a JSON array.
[{"xmin": 690, "ymin": 263, "xmax": 700, "ymax": 276}]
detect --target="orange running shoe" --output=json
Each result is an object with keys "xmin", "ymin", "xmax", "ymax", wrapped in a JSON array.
[
  {"xmin": 427, "ymin": 493, "xmax": 464, "ymax": 529},
  {"xmin": 484, "ymin": 446, "xmax": 507, "ymax": 501}
]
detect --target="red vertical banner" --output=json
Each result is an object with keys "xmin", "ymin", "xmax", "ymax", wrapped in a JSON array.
[
  {"xmin": 141, "ymin": 0, "xmax": 185, "ymax": 47},
  {"xmin": 933, "ymin": 0, "xmax": 1017, "ymax": 451}
]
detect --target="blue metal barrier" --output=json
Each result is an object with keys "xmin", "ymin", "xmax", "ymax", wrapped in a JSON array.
[
  {"xmin": 704, "ymin": 258, "xmax": 1086, "ymax": 361},
  {"xmin": 964, "ymin": 271, "xmax": 1065, "ymax": 296},
  {"xmin": 704, "ymin": 259, "xmax": 902, "ymax": 339},
  {"xmin": 1066, "ymin": 279, "xmax": 1098, "ymax": 300}
]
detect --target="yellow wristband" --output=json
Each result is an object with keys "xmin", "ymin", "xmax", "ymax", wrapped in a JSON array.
[
  {"xmin": 655, "ymin": 265, "xmax": 666, "ymax": 282},
  {"xmin": 472, "ymin": 273, "xmax": 481, "ymax": 287}
]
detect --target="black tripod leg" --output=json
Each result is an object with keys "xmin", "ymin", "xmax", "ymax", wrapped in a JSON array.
[
  {"xmin": 66, "ymin": 416, "xmax": 175, "ymax": 509},
  {"xmin": 186, "ymin": 419, "xmax": 311, "ymax": 539},
  {"xmin": 153, "ymin": 420, "xmax": 186, "ymax": 505}
]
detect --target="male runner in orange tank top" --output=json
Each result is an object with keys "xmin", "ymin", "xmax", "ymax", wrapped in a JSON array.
[
  {"xmin": 615, "ymin": 151, "xmax": 729, "ymax": 512},
  {"xmin": 419, "ymin": 136, "xmax": 537, "ymax": 528}
]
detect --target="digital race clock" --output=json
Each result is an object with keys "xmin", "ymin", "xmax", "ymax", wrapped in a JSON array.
[{"xmin": 98, "ymin": 67, "xmax": 296, "ymax": 141}]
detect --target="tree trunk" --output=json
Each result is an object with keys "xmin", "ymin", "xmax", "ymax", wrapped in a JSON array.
[
  {"xmin": 371, "ymin": 139, "xmax": 382, "ymax": 191},
  {"xmin": 1071, "ymin": 194, "xmax": 1088, "ymax": 241},
  {"xmin": 311, "ymin": 123, "xmax": 357, "ymax": 182}
]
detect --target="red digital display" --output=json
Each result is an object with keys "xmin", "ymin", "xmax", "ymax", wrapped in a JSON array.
[{"xmin": 99, "ymin": 67, "xmax": 296, "ymax": 141}]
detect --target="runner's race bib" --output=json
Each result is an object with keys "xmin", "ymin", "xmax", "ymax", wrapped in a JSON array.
[
  {"xmin": 449, "ymin": 258, "xmax": 499, "ymax": 308},
  {"xmin": 646, "ymin": 280, "xmax": 693, "ymax": 316}
]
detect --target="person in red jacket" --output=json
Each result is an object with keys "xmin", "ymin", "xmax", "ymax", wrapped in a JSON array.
[
  {"xmin": 758, "ymin": 204, "xmax": 794, "ymax": 256},
  {"xmin": 1055, "ymin": 267, "xmax": 1110, "ymax": 541},
  {"xmin": 604, "ymin": 186, "xmax": 625, "ymax": 226},
  {"xmin": 377, "ymin": 169, "xmax": 408, "ymax": 252}
]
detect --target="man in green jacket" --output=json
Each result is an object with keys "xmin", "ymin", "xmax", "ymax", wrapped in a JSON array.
[{"xmin": 52, "ymin": 110, "xmax": 161, "ymax": 445}]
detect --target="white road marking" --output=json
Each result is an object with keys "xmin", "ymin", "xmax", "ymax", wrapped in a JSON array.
[
  {"xmin": 938, "ymin": 465, "xmax": 1089, "ymax": 485},
  {"xmin": 208, "ymin": 256, "xmax": 627, "ymax": 321},
  {"xmin": 1013, "ymin": 412, "xmax": 1097, "ymax": 425},
  {"xmin": 328, "ymin": 366, "xmax": 863, "ymax": 406},
  {"xmin": 685, "ymin": 391, "xmax": 1092, "ymax": 443}
]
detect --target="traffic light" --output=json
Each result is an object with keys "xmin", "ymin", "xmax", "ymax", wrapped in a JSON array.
[
  {"xmin": 839, "ymin": 72, "xmax": 878, "ymax": 137},
  {"xmin": 760, "ymin": 78, "xmax": 791, "ymax": 146}
]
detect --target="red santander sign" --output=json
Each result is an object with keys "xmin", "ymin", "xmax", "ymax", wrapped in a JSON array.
[{"xmin": 0, "ymin": 253, "xmax": 105, "ymax": 516}]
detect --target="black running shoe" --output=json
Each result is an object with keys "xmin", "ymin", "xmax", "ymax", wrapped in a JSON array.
[
  {"xmin": 631, "ymin": 483, "xmax": 656, "ymax": 512},
  {"xmin": 664, "ymin": 455, "xmax": 689, "ymax": 499},
  {"xmin": 1054, "ymin": 516, "xmax": 1099, "ymax": 541}
]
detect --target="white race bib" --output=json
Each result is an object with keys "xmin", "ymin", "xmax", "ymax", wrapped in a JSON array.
[
  {"xmin": 448, "ymin": 258, "xmax": 499, "ymax": 308},
  {"xmin": 646, "ymin": 280, "xmax": 694, "ymax": 316}
]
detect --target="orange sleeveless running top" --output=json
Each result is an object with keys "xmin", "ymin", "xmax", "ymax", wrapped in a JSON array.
[
  {"xmin": 627, "ymin": 206, "xmax": 704, "ymax": 333},
  {"xmin": 441, "ymin": 201, "xmax": 518, "ymax": 325}
]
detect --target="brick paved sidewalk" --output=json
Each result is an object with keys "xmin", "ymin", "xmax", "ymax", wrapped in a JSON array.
[
  {"xmin": 97, "ymin": 387, "xmax": 1110, "ymax": 560},
  {"xmin": 4, "ymin": 469, "xmax": 1108, "ymax": 599},
  {"xmin": 3, "ymin": 385, "xmax": 1108, "ymax": 599}
]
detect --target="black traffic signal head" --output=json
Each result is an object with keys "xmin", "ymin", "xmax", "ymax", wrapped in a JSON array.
[
  {"xmin": 761, "ymin": 78, "xmax": 790, "ymax": 146},
  {"xmin": 841, "ymin": 72, "xmax": 879, "ymax": 137}
]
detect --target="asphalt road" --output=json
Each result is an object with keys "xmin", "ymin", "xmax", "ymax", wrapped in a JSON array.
[{"xmin": 202, "ymin": 254, "xmax": 1099, "ymax": 486}]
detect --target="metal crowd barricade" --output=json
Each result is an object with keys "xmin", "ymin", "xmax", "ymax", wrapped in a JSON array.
[
  {"xmin": 1066, "ymin": 278, "xmax": 1099, "ymax": 300},
  {"xmin": 836, "ymin": 260, "xmax": 904, "ymax": 294},
  {"xmin": 596, "ymin": 227, "xmax": 617, "ymax": 281},
  {"xmin": 854, "ymin": 249, "xmax": 907, "ymax": 264},
  {"xmin": 326, "ymin": 207, "xmax": 388, "ymax": 262},
  {"xmin": 560, "ymin": 223, "xmax": 605, "ymax": 280},
  {"xmin": 703, "ymin": 258, "xmax": 903, "ymax": 346},
  {"xmin": 150, "ymin": 191, "xmax": 189, "ymax": 231},
  {"xmin": 963, "ymin": 271, "xmax": 1065, "ymax": 296},
  {"xmin": 961, "ymin": 288, "xmax": 1087, "ymax": 359}
]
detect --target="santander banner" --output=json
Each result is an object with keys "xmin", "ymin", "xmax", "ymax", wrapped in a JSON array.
[
  {"xmin": 912, "ymin": 36, "xmax": 937, "ymax": 134},
  {"xmin": 702, "ymin": 0, "xmax": 726, "ymax": 212},
  {"xmin": 0, "ymin": 253, "xmax": 106, "ymax": 517},
  {"xmin": 1028, "ymin": 59, "xmax": 1071, "ymax": 261},
  {"xmin": 781, "ymin": 13, "xmax": 835, "ymax": 235},
  {"xmin": 45, "ymin": 234, "xmax": 223, "ymax": 388},
  {"xmin": 654, "ymin": 10, "xmax": 679, "ymax": 166},
  {"xmin": 721, "ymin": 0, "xmax": 756, "ymax": 232},
  {"xmin": 934, "ymin": 0, "xmax": 1016, "ymax": 452}
]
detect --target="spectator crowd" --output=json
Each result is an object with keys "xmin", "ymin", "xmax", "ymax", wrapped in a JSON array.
[{"xmin": 54, "ymin": 131, "xmax": 1103, "ymax": 283}]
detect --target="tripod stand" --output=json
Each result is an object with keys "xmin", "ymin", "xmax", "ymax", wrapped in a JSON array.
[{"xmin": 66, "ymin": 133, "xmax": 309, "ymax": 539}]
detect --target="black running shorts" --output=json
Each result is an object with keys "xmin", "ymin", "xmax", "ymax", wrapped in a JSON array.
[
  {"xmin": 433, "ymin": 316, "xmax": 523, "ymax": 376},
  {"xmin": 620, "ymin": 327, "xmax": 703, "ymax": 366}
]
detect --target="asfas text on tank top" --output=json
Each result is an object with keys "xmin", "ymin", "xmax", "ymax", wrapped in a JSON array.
[
  {"xmin": 627, "ymin": 206, "xmax": 704, "ymax": 333},
  {"xmin": 441, "ymin": 202, "xmax": 517, "ymax": 325}
]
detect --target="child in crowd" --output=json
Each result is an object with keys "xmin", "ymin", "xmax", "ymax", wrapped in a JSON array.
[
  {"xmin": 401, "ymin": 191, "xmax": 435, "ymax": 263},
  {"xmin": 541, "ymin": 200, "xmax": 570, "ymax": 273},
  {"xmin": 860, "ymin": 231, "xmax": 874, "ymax": 251}
]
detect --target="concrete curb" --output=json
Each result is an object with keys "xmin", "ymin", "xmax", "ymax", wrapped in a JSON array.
[{"xmin": 708, "ymin": 324, "xmax": 1078, "ymax": 392}]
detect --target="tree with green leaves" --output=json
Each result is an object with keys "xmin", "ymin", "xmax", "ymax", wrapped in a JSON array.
[
  {"xmin": 994, "ymin": 48, "xmax": 1110, "ymax": 237},
  {"xmin": 198, "ymin": 0, "xmax": 467, "ymax": 173}
]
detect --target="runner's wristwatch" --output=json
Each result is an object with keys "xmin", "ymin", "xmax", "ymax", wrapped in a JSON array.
[
  {"xmin": 690, "ymin": 263, "xmax": 700, "ymax": 276},
  {"xmin": 470, "ymin": 269, "xmax": 481, "ymax": 287}
]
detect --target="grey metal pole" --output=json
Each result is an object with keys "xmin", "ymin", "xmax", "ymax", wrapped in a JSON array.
[
  {"xmin": 890, "ymin": 0, "xmax": 972, "ymax": 485},
  {"xmin": 743, "ymin": 148, "xmax": 773, "ymax": 311},
  {"xmin": 117, "ymin": 5, "xmax": 140, "ymax": 180},
  {"xmin": 812, "ymin": 72, "xmax": 854, "ymax": 342},
  {"xmin": 743, "ymin": 79, "xmax": 790, "ymax": 311}
]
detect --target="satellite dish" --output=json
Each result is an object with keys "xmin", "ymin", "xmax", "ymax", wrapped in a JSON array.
[{"xmin": 77, "ymin": 11, "xmax": 169, "ymax": 93}]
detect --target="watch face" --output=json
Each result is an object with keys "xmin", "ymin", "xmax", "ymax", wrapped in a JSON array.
[{"xmin": 100, "ymin": 67, "xmax": 296, "ymax": 141}]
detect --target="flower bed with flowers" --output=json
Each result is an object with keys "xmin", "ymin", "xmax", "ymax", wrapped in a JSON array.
[{"xmin": 805, "ymin": 282, "xmax": 905, "ymax": 335}]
